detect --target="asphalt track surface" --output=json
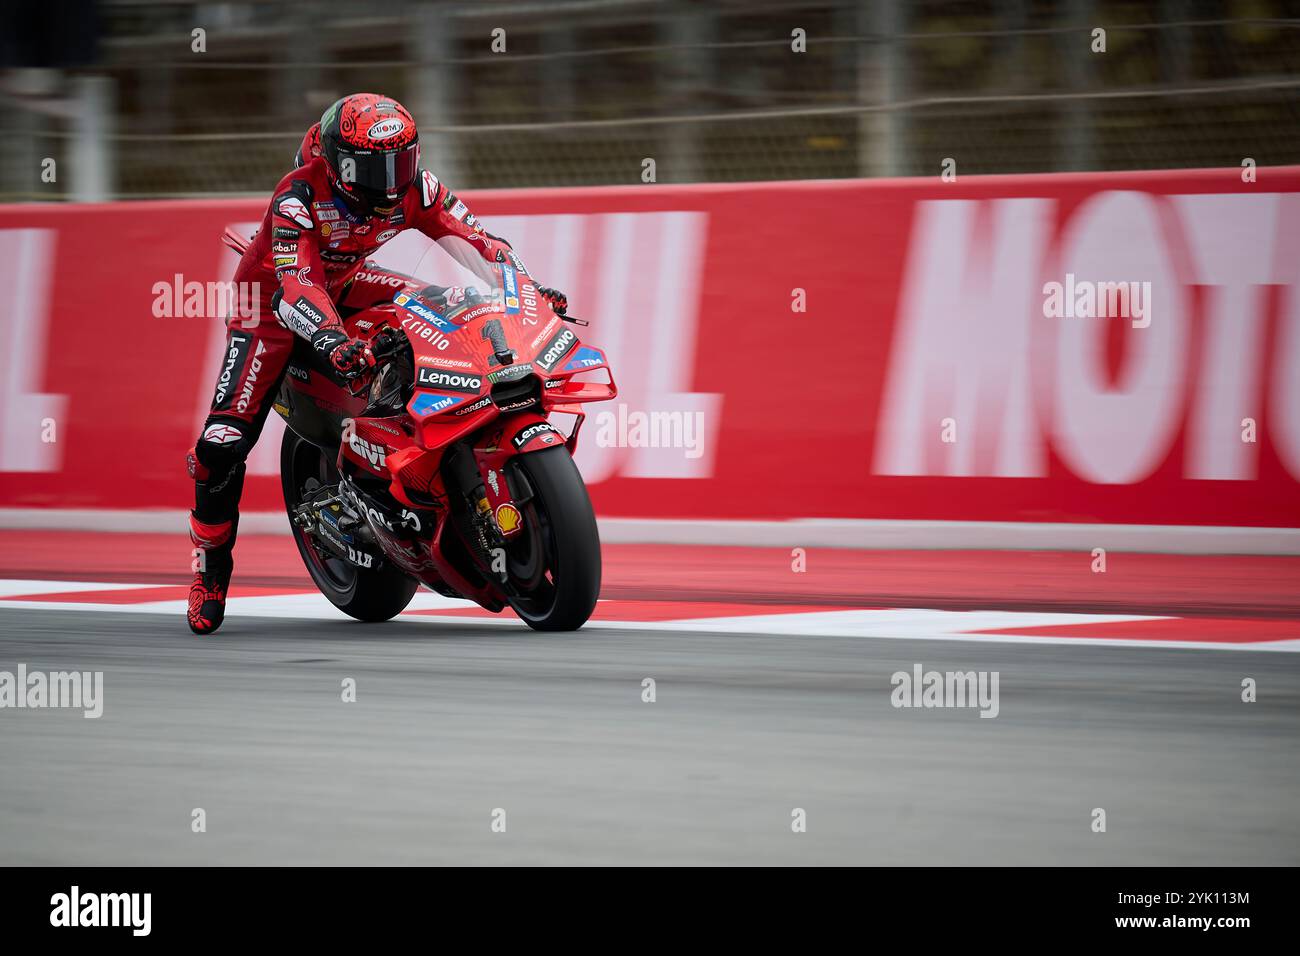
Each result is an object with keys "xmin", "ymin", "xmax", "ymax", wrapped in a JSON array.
[{"xmin": 2, "ymin": 604, "xmax": 1298, "ymax": 865}]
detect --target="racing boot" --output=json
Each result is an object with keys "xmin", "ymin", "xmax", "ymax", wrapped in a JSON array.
[
  {"xmin": 187, "ymin": 514, "xmax": 236, "ymax": 635},
  {"xmin": 186, "ymin": 437, "xmax": 246, "ymax": 635}
]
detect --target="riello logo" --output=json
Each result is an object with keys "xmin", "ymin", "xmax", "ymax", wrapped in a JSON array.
[{"xmin": 873, "ymin": 190, "xmax": 1300, "ymax": 484}]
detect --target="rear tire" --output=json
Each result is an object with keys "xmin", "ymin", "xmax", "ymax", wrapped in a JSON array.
[
  {"xmin": 506, "ymin": 446, "xmax": 602, "ymax": 631},
  {"xmin": 280, "ymin": 428, "xmax": 418, "ymax": 623}
]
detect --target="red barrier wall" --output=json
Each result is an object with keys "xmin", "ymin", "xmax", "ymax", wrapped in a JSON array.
[{"xmin": 1, "ymin": 167, "xmax": 1297, "ymax": 527}]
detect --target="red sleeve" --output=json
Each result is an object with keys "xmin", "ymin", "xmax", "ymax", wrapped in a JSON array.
[{"xmin": 264, "ymin": 178, "xmax": 343, "ymax": 338}]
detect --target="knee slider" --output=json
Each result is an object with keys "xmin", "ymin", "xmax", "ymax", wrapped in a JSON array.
[{"xmin": 194, "ymin": 419, "xmax": 252, "ymax": 479}]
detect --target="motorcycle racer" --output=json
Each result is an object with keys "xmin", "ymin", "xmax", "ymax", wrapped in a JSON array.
[{"xmin": 187, "ymin": 93, "xmax": 568, "ymax": 635}]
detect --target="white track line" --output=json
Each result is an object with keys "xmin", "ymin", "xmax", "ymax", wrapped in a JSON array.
[
  {"xmin": 0, "ymin": 582, "xmax": 1296, "ymax": 652},
  {"xmin": 3, "ymin": 509, "xmax": 1300, "ymax": 553}
]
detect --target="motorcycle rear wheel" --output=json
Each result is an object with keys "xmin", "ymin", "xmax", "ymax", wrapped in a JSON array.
[{"xmin": 280, "ymin": 428, "xmax": 418, "ymax": 623}]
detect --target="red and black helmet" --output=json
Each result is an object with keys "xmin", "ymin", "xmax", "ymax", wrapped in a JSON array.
[{"xmin": 318, "ymin": 93, "xmax": 420, "ymax": 215}]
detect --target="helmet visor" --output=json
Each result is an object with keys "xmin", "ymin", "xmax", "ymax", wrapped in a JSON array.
[{"xmin": 336, "ymin": 142, "xmax": 420, "ymax": 198}]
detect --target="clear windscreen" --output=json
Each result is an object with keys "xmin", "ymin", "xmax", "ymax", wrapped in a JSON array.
[{"xmin": 401, "ymin": 240, "xmax": 514, "ymax": 322}]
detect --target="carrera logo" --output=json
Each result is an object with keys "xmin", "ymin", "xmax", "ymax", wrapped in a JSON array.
[
  {"xmin": 536, "ymin": 328, "xmax": 577, "ymax": 372},
  {"xmin": 417, "ymin": 368, "xmax": 482, "ymax": 393},
  {"xmin": 347, "ymin": 432, "xmax": 387, "ymax": 471},
  {"xmin": 276, "ymin": 195, "xmax": 313, "ymax": 229},
  {"xmin": 453, "ymin": 395, "xmax": 493, "ymax": 416},
  {"xmin": 512, "ymin": 422, "xmax": 558, "ymax": 450},
  {"xmin": 368, "ymin": 118, "xmax": 406, "ymax": 141}
]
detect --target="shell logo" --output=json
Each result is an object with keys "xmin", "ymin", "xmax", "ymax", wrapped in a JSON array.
[{"xmin": 495, "ymin": 503, "xmax": 522, "ymax": 534}]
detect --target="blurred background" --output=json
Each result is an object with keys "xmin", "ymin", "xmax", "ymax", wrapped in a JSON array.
[{"xmin": 1, "ymin": 0, "xmax": 1297, "ymax": 201}]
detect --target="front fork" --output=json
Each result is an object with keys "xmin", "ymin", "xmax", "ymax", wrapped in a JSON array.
[
  {"xmin": 425, "ymin": 412, "xmax": 583, "ymax": 610},
  {"xmin": 469, "ymin": 411, "xmax": 579, "ymax": 539}
]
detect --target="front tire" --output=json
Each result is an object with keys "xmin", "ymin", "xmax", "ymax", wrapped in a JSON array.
[
  {"xmin": 280, "ymin": 428, "xmax": 418, "ymax": 623},
  {"xmin": 506, "ymin": 446, "xmax": 602, "ymax": 631}
]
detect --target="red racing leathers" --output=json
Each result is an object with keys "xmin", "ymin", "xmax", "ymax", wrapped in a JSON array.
[{"xmin": 187, "ymin": 123, "xmax": 526, "ymax": 564}]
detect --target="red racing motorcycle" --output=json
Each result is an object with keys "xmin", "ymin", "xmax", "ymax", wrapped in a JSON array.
[{"xmin": 230, "ymin": 234, "xmax": 617, "ymax": 630}]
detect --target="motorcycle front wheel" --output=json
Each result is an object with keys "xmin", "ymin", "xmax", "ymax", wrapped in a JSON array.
[{"xmin": 501, "ymin": 446, "xmax": 602, "ymax": 632}]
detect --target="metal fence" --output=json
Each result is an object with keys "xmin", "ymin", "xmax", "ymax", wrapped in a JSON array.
[{"xmin": 2, "ymin": 0, "xmax": 1299, "ymax": 201}]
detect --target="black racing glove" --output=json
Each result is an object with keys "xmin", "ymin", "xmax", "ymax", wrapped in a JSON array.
[
  {"xmin": 311, "ymin": 328, "xmax": 375, "ymax": 380},
  {"xmin": 537, "ymin": 285, "xmax": 568, "ymax": 316}
]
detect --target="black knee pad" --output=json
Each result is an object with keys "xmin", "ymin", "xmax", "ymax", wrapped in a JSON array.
[{"xmin": 195, "ymin": 417, "xmax": 254, "ymax": 481}]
